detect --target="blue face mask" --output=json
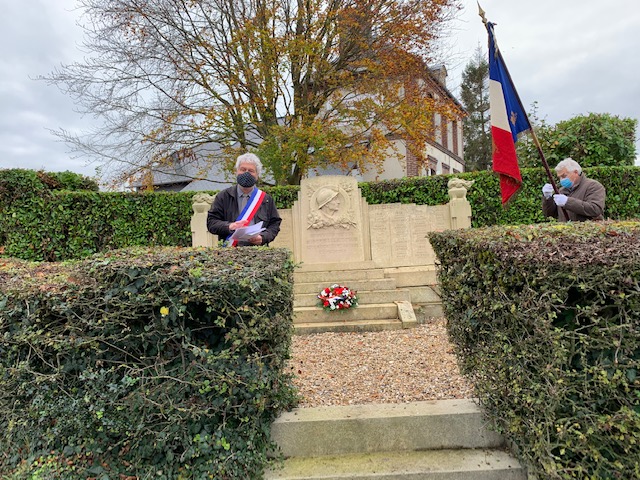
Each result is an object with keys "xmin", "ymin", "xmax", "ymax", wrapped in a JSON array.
[{"xmin": 560, "ymin": 178, "xmax": 573, "ymax": 189}]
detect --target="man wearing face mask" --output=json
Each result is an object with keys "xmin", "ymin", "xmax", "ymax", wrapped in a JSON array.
[
  {"xmin": 542, "ymin": 157, "xmax": 605, "ymax": 222},
  {"xmin": 206, "ymin": 153, "xmax": 281, "ymax": 246}
]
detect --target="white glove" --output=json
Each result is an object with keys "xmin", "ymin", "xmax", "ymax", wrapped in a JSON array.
[
  {"xmin": 553, "ymin": 194, "xmax": 568, "ymax": 207},
  {"xmin": 542, "ymin": 183, "xmax": 554, "ymax": 199}
]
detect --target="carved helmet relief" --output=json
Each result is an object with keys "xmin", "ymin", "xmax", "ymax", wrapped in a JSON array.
[{"xmin": 307, "ymin": 185, "xmax": 355, "ymax": 229}]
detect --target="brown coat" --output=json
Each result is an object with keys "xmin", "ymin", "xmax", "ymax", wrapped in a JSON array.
[{"xmin": 542, "ymin": 174, "xmax": 606, "ymax": 222}]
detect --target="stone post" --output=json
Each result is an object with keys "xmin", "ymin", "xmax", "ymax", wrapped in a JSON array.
[
  {"xmin": 447, "ymin": 179, "xmax": 474, "ymax": 229},
  {"xmin": 191, "ymin": 193, "xmax": 217, "ymax": 247}
]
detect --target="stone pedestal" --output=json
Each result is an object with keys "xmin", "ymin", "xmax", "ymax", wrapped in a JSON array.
[
  {"xmin": 191, "ymin": 177, "xmax": 475, "ymax": 270},
  {"xmin": 191, "ymin": 193, "xmax": 217, "ymax": 248},
  {"xmin": 447, "ymin": 178, "xmax": 474, "ymax": 230},
  {"xmin": 292, "ymin": 176, "xmax": 368, "ymax": 265}
]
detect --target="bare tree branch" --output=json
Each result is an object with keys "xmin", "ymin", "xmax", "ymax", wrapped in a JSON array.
[{"xmin": 44, "ymin": 0, "xmax": 462, "ymax": 185}]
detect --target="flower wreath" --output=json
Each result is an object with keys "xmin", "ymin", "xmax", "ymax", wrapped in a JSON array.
[{"xmin": 317, "ymin": 284, "xmax": 359, "ymax": 311}]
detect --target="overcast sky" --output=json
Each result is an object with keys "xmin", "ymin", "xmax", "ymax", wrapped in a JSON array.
[{"xmin": 1, "ymin": 0, "xmax": 639, "ymax": 181}]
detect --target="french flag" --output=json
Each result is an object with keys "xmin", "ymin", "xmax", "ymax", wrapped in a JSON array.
[{"xmin": 487, "ymin": 21, "xmax": 530, "ymax": 205}]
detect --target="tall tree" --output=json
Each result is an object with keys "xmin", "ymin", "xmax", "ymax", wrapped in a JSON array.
[
  {"xmin": 459, "ymin": 46, "xmax": 491, "ymax": 171},
  {"xmin": 46, "ymin": 0, "xmax": 461, "ymax": 185}
]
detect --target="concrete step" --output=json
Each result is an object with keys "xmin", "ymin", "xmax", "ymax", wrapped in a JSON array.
[
  {"xmin": 294, "ymin": 288, "xmax": 412, "ymax": 308},
  {"xmin": 297, "ymin": 261, "xmax": 378, "ymax": 272},
  {"xmin": 270, "ymin": 400, "xmax": 505, "ymax": 458},
  {"xmin": 406, "ymin": 286, "xmax": 441, "ymax": 304},
  {"xmin": 294, "ymin": 278, "xmax": 397, "ymax": 295},
  {"xmin": 294, "ymin": 319, "xmax": 403, "ymax": 335},
  {"xmin": 291, "ymin": 267, "xmax": 442, "ymax": 331},
  {"xmin": 267, "ymin": 400, "xmax": 527, "ymax": 479},
  {"xmin": 294, "ymin": 269, "xmax": 386, "ymax": 284},
  {"xmin": 384, "ymin": 266, "xmax": 438, "ymax": 288},
  {"xmin": 265, "ymin": 448, "xmax": 526, "ymax": 480},
  {"xmin": 416, "ymin": 303, "xmax": 444, "ymax": 319},
  {"xmin": 294, "ymin": 303, "xmax": 398, "ymax": 324}
]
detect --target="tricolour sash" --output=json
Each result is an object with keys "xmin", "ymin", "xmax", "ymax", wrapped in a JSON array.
[{"xmin": 226, "ymin": 188, "xmax": 266, "ymax": 247}]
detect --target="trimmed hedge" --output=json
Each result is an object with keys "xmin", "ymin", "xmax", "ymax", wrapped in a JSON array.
[
  {"xmin": 2, "ymin": 166, "xmax": 640, "ymax": 261},
  {"xmin": 3, "ymin": 190, "xmax": 194, "ymax": 261},
  {"xmin": 0, "ymin": 169, "xmax": 96, "ymax": 248},
  {"xmin": 462, "ymin": 166, "xmax": 640, "ymax": 227},
  {"xmin": 0, "ymin": 246, "xmax": 297, "ymax": 479},
  {"xmin": 429, "ymin": 221, "xmax": 640, "ymax": 479}
]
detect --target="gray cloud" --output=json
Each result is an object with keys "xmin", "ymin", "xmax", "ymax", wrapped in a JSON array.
[
  {"xmin": 0, "ymin": 0, "xmax": 99, "ymax": 176},
  {"xmin": 450, "ymin": 0, "xmax": 640, "ymax": 164},
  {"xmin": 1, "ymin": 0, "xmax": 639, "ymax": 180}
]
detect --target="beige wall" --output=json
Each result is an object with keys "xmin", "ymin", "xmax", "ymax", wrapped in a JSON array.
[{"xmin": 192, "ymin": 177, "xmax": 474, "ymax": 269}]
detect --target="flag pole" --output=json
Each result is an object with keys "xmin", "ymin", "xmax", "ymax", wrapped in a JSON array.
[{"xmin": 478, "ymin": 4, "xmax": 567, "ymax": 212}]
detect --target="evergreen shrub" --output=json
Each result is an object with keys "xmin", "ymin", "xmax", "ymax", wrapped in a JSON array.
[
  {"xmin": 429, "ymin": 221, "xmax": 640, "ymax": 479},
  {"xmin": 2, "ymin": 190, "xmax": 193, "ymax": 261},
  {"xmin": 3, "ymin": 166, "xmax": 640, "ymax": 262},
  {"xmin": 0, "ymin": 246, "xmax": 298, "ymax": 479}
]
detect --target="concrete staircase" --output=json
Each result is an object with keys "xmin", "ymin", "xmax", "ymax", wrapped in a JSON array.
[
  {"xmin": 293, "ymin": 263, "xmax": 443, "ymax": 334},
  {"xmin": 266, "ymin": 399, "xmax": 527, "ymax": 480}
]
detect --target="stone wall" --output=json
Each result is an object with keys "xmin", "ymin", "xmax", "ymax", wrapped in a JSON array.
[{"xmin": 191, "ymin": 177, "xmax": 473, "ymax": 269}]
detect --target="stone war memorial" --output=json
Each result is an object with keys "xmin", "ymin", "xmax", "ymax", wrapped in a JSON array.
[{"xmin": 191, "ymin": 176, "xmax": 473, "ymax": 333}]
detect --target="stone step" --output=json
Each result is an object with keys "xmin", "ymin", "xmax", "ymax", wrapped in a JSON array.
[
  {"xmin": 294, "ymin": 303, "xmax": 398, "ymax": 324},
  {"xmin": 406, "ymin": 286, "xmax": 441, "ymax": 304},
  {"xmin": 270, "ymin": 400, "xmax": 505, "ymax": 458},
  {"xmin": 384, "ymin": 266, "xmax": 438, "ymax": 288},
  {"xmin": 294, "ymin": 268, "xmax": 387, "ymax": 284},
  {"xmin": 417, "ymin": 302, "xmax": 444, "ymax": 319},
  {"xmin": 265, "ymin": 448, "xmax": 526, "ymax": 480},
  {"xmin": 294, "ymin": 288, "xmax": 412, "ymax": 308},
  {"xmin": 296, "ymin": 261, "xmax": 378, "ymax": 272},
  {"xmin": 294, "ymin": 278, "xmax": 397, "ymax": 295},
  {"xmin": 294, "ymin": 319, "xmax": 403, "ymax": 335},
  {"xmin": 294, "ymin": 286, "xmax": 442, "ymax": 308},
  {"xmin": 267, "ymin": 400, "xmax": 527, "ymax": 479}
]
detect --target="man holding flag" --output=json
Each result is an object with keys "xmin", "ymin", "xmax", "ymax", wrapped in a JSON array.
[
  {"xmin": 481, "ymin": 5, "xmax": 605, "ymax": 220},
  {"xmin": 542, "ymin": 158, "xmax": 605, "ymax": 222},
  {"xmin": 207, "ymin": 153, "xmax": 281, "ymax": 246},
  {"xmin": 482, "ymin": 6, "xmax": 571, "ymax": 210}
]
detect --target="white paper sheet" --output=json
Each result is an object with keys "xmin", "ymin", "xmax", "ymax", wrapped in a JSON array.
[{"xmin": 230, "ymin": 221, "xmax": 266, "ymax": 241}]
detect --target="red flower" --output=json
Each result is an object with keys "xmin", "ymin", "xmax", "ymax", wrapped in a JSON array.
[{"xmin": 316, "ymin": 284, "xmax": 359, "ymax": 312}]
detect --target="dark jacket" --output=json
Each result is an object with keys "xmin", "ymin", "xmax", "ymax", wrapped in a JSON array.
[
  {"xmin": 542, "ymin": 174, "xmax": 605, "ymax": 222},
  {"xmin": 206, "ymin": 186, "xmax": 281, "ymax": 245}
]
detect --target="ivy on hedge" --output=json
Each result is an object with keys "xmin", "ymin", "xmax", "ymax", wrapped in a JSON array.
[
  {"xmin": 429, "ymin": 221, "xmax": 640, "ymax": 479},
  {"xmin": 0, "ymin": 246, "xmax": 298, "ymax": 479}
]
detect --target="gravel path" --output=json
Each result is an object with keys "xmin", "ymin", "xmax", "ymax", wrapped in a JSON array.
[{"xmin": 288, "ymin": 316, "xmax": 473, "ymax": 408}]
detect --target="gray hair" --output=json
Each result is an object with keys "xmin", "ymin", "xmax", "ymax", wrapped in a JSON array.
[
  {"xmin": 235, "ymin": 153, "xmax": 263, "ymax": 177},
  {"xmin": 555, "ymin": 157, "xmax": 582, "ymax": 174}
]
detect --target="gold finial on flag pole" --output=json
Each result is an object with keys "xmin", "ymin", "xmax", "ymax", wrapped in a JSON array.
[
  {"xmin": 478, "ymin": 2, "xmax": 487, "ymax": 25},
  {"xmin": 479, "ymin": 3, "xmax": 498, "ymax": 52}
]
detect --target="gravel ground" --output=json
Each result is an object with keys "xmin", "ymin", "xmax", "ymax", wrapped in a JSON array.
[{"xmin": 288, "ymin": 316, "xmax": 474, "ymax": 408}]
